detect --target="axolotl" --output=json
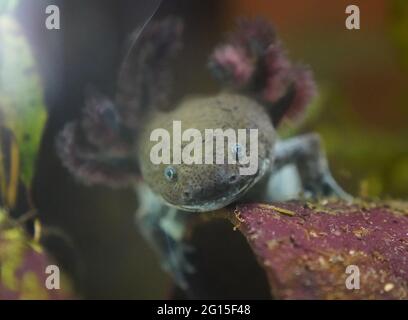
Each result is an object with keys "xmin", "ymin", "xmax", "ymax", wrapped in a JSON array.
[{"xmin": 56, "ymin": 18, "xmax": 351, "ymax": 289}]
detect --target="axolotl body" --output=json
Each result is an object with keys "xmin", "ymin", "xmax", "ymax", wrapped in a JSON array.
[{"xmin": 57, "ymin": 18, "xmax": 351, "ymax": 289}]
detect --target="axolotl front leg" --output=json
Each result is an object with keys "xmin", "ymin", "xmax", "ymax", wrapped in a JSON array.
[
  {"xmin": 135, "ymin": 184, "xmax": 195, "ymax": 290},
  {"xmin": 270, "ymin": 133, "xmax": 352, "ymax": 201}
]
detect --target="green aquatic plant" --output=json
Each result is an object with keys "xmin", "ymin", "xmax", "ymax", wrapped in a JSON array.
[{"xmin": 0, "ymin": 15, "xmax": 47, "ymax": 188}]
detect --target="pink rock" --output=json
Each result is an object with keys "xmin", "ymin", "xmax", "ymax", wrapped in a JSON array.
[{"xmin": 229, "ymin": 200, "xmax": 408, "ymax": 299}]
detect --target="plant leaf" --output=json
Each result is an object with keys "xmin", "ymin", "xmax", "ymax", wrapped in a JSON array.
[{"xmin": 0, "ymin": 15, "xmax": 47, "ymax": 188}]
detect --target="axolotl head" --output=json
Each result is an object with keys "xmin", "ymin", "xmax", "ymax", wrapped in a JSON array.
[{"xmin": 138, "ymin": 93, "xmax": 276, "ymax": 212}]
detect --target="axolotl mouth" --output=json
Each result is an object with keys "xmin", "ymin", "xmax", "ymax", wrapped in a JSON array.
[{"xmin": 160, "ymin": 158, "xmax": 271, "ymax": 212}]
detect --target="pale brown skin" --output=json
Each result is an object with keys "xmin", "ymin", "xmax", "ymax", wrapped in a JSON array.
[{"xmin": 138, "ymin": 93, "xmax": 276, "ymax": 212}]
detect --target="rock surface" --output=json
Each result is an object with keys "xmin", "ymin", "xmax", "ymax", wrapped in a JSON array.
[{"xmin": 228, "ymin": 200, "xmax": 408, "ymax": 299}]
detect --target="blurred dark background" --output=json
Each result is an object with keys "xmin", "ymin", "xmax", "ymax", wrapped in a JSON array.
[{"xmin": 8, "ymin": 0, "xmax": 408, "ymax": 298}]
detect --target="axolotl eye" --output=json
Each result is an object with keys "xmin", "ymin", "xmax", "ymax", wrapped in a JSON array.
[{"xmin": 164, "ymin": 166, "xmax": 177, "ymax": 182}]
